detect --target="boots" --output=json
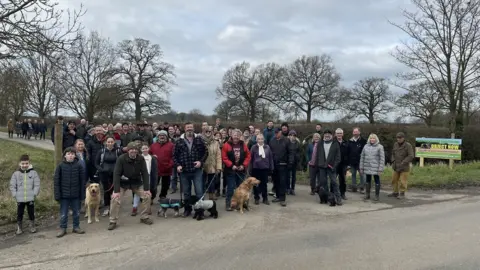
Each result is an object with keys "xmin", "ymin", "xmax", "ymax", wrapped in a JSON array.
[
  {"xmin": 364, "ymin": 183, "xmax": 371, "ymax": 200},
  {"xmin": 208, "ymin": 193, "xmax": 216, "ymax": 200},
  {"xmin": 183, "ymin": 204, "xmax": 192, "ymax": 217},
  {"xmin": 15, "ymin": 222, "xmax": 23, "ymax": 235},
  {"xmin": 29, "ymin": 220, "xmax": 37, "ymax": 233},
  {"xmin": 374, "ymin": 184, "xmax": 380, "ymax": 201}
]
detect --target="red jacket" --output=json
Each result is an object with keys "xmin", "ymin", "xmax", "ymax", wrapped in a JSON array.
[
  {"xmin": 222, "ymin": 140, "xmax": 251, "ymax": 169},
  {"xmin": 150, "ymin": 141, "xmax": 174, "ymax": 176}
]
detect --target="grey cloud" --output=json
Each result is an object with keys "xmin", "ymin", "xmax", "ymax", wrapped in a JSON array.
[{"xmin": 57, "ymin": 0, "xmax": 415, "ymax": 116}]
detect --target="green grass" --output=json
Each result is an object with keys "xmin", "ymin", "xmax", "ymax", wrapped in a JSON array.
[
  {"xmin": 296, "ymin": 162, "xmax": 480, "ymax": 189},
  {"xmin": 0, "ymin": 127, "xmax": 8, "ymax": 133},
  {"xmin": 0, "ymin": 139, "xmax": 57, "ymax": 223}
]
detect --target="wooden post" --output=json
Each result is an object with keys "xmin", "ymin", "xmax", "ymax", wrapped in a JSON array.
[
  {"xmin": 449, "ymin": 133, "xmax": 455, "ymax": 169},
  {"xmin": 419, "ymin": 157, "xmax": 424, "ymax": 168},
  {"xmin": 54, "ymin": 119, "xmax": 64, "ymax": 167}
]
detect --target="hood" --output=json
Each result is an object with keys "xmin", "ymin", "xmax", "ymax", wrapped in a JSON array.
[{"xmin": 18, "ymin": 164, "xmax": 34, "ymax": 173}]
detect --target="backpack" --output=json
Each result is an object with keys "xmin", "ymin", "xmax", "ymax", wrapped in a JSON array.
[{"xmin": 100, "ymin": 147, "xmax": 122, "ymax": 166}]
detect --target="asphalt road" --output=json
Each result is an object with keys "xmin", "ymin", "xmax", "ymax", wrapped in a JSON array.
[{"xmin": 0, "ymin": 133, "xmax": 479, "ymax": 270}]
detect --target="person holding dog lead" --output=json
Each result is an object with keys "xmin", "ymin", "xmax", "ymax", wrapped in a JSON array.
[
  {"xmin": 313, "ymin": 129, "xmax": 342, "ymax": 206},
  {"xmin": 268, "ymin": 128, "xmax": 294, "ymax": 207},
  {"xmin": 222, "ymin": 129, "xmax": 251, "ymax": 211},
  {"xmin": 108, "ymin": 142, "xmax": 153, "ymax": 230}
]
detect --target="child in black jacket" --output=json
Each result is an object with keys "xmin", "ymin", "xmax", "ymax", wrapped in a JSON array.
[{"xmin": 54, "ymin": 147, "xmax": 86, "ymax": 238}]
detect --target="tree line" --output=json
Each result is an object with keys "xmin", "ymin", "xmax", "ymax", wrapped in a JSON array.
[{"xmin": 0, "ymin": 0, "xmax": 175, "ymax": 123}]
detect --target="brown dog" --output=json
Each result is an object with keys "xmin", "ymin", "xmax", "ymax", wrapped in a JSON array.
[
  {"xmin": 85, "ymin": 183, "xmax": 101, "ymax": 224},
  {"xmin": 230, "ymin": 177, "xmax": 260, "ymax": 214}
]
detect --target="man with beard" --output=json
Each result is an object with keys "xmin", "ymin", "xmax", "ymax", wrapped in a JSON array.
[
  {"xmin": 108, "ymin": 142, "xmax": 153, "ymax": 230},
  {"xmin": 280, "ymin": 122, "xmax": 289, "ymax": 137},
  {"xmin": 269, "ymin": 128, "xmax": 294, "ymax": 207},
  {"xmin": 314, "ymin": 129, "xmax": 342, "ymax": 206},
  {"xmin": 150, "ymin": 130, "xmax": 174, "ymax": 200},
  {"xmin": 87, "ymin": 126, "xmax": 106, "ymax": 183},
  {"xmin": 137, "ymin": 123, "xmax": 153, "ymax": 145},
  {"xmin": 346, "ymin": 127, "xmax": 367, "ymax": 193},
  {"xmin": 173, "ymin": 122, "xmax": 208, "ymax": 217}
]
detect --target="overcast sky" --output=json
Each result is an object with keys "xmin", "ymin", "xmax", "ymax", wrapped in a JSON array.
[{"xmin": 59, "ymin": 0, "xmax": 414, "ymax": 120}]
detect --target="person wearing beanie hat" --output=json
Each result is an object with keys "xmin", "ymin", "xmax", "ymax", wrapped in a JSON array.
[
  {"xmin": 108, "ymin": 140, "xmax": 153, "ymax": 230},
  {"xmin": 54, "ymin": 145, "xmax": 86, "ymax": 237},
  {"xmin": 389, "ymin": 132, "xmax": 413, "ymax": 199},
  {"xmin": 150, "ymin": 129, "xmax": 174, "ymax": 201}
]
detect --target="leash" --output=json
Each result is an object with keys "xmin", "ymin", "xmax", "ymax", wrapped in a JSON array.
[
  {"xmin": 199, "ymin": 173, "xmax": 218, "ymax": 201},
  {"xmin": 178, "ymin": 173, "xmax": 183, "ymax": 202}
]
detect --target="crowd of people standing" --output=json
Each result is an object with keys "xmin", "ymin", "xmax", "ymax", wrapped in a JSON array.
[{"xmin": 8, "ymin": 116, "xmax": 415, "ymax": 236}]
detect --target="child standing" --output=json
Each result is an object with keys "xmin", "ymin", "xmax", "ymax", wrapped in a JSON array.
[
  {"xmin": 54, "ymin": 147, "xmax": 86, "ymax": 238},
  {"xmin": 10, "ymin": 154, "xmax": 40, "ymax": 235}
]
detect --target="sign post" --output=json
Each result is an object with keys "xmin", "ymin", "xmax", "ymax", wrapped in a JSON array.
[
  {"xmin": 415, "ymin": 137, "xmax": 462, "ymax": 169},
  {"xmin": 54, "ymin": 118, "xmax": 64, "ymax": 167}
]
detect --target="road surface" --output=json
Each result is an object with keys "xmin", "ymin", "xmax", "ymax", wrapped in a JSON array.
[{"xmin": 0, "ymin": 133, "xmax": 479, "ymax": 269}]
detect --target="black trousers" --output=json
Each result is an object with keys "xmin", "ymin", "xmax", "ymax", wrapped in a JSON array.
[
  {"xmin": 158, "ymin": 175, "xmax": 171, "ymax": 198},
  {"xmin": 17, "ymin": 201, "xmax": 35, "ymax": 222},
  {"xmin": 252, "ymin": 169, "xmax": 269, "ymax": 200},
  {"xmin": 99, "ymin": 172, "xmax": 113, "ymax": 207},
  {"xmin": 39, "ymin": 131, "xmax": 46, "ymax": 140},
  {"xmin": 336, "ymin": 164, "xmax": 347, "ymax": 195},
  {"xmin": 272, "ymin": 165, "xmax": 287, "ymax": 201}
]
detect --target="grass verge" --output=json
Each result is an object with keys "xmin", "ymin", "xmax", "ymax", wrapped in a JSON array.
[
  {"xmin": 0, "ymin": 139, "xmax": 57, "ymax": 224},
  {"xmin": 296, "ymin": 162, "xmax": 480, "ymax": 189},
  {"xmin": 0, "ymin": 127, "xmax": 8, "ymax": 133}
]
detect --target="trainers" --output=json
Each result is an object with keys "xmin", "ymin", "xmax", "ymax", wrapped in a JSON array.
[
  {"xmin": 262, "ymin": 199, "xmax": 270, "ymax": 205},
  {"xmin": 254, "ymin": 199, "xmax": 260, "ymax": 205},
  {"xmin": 107, "ymin": 223, "xmax": 117, "ymax": 230},
  {"xmin": 290, "ymin": 190, "xmax": 296, "ymax": 196},
  {"xmin": 131, "ymin": 207, "xmax": 138, "ymax": 216},
  {"xmin": 140, "ymin": 218, "xmax": 153, "ymax": 225},
  {"xmin": 398, "ymin": 192, "xmax": 405, "ymax": 199},
  {"xmin": 102, "ymin": 209, "xmax": 110, "ymax": 217},
  {"xmin": 57, "ymin": 229, "xmax": 67, "ymax": 238},
  {"xmin": 29, "ymin": 221, "xmax": 37, "ymax": 233},
  {"xmin": 280, "ymin": 201, "xmax": 287, "ymax": 207},
  {"xmin": 170, "ymin": 189, "xmax": 177, "ymax": 194},
  {"xmin": 225, "ymin": 206, "xmax": 233, "ymax": 211},
  {"xmin": 15, "ymin": 224, "xmax": 23, "ymax": 235},
  {"xmin": 72, "ymin": 228, "xmax": 85, "ymax": 234},
  {"xmin": 341, "ymin": 194, "xmax": 347, "ymax": 200},
  {"xmin": 272, "ymin": 198, "xmax": 281, "ymax": 203}
]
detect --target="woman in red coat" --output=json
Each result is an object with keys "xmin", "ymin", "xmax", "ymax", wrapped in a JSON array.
[{"xmin": 149, "ymin": 130, "xmax": 174, "ymax": 200}]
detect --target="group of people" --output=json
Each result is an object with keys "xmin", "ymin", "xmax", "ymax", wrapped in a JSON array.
[
  {"xmin": 8, "ymin": 117, "xmax": 415, "ymax": 237},
  {"xmin": 6, "ymin": 119, "xmax": 47, "ymax": 140}
]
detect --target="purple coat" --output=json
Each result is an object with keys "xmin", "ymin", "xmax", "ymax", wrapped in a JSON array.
[{"xmin": 249, "ymin": 144, "xmax": 274, "ymax": 171}]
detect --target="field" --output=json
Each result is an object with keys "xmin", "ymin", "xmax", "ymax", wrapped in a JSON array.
[
  {"xmin": 0, "ymin": 140, "xmax": 57, "ymax": 224},
  {"xmin": 296, "ymin": 162, "xmax": 480, "ymax": 189}
]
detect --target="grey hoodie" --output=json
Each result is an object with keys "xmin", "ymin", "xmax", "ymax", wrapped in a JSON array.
[{"xmin": 10, "ymin": 165, "xmax": 40, "ymax": 202}]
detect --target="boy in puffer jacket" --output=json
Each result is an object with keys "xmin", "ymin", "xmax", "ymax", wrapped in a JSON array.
[{"xmin": 10, "ymin": 154, "xmax": 40, "ymax": 235}]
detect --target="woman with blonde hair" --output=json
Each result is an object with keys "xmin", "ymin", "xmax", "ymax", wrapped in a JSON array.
[{"xmin": 359, "ymin": 133, "xmax": 385, "ymax": 201}]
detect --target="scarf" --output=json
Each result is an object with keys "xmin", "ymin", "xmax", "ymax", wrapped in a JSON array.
[
  {"xmin": 143, "ymin": 154, "xmax": 152, "ymax": 175},
  {"xmin": 258, "ymin": 144, "xmax": 265, "ymax": 158}
]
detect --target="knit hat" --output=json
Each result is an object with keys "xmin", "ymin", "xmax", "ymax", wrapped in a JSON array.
[
  {"xmin": 288, "ymin": 130, "xmax": 297, "ymax": 136},
  {"xmin": 158, "ymin": 130, "xmax": 168, "ymax": 137},
  {"xmin": 323, "ymin": 129, "xmax": 332, "ymax": 135},
  {"xmin": 127, "ymin": 142, "xmax": 139, "ymax": 149},
  {"xmin": 396, "ymin": 132, "xmax": 405, "ymax": 138},
  {"xmin": 274, "ymin": 127, "xmax": 282, "ymax": 133}
]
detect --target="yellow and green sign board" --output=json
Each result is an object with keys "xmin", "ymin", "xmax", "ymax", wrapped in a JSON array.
[{"xmin": 415, "ymin": 138, "xmax": 462, "ymax": 160}]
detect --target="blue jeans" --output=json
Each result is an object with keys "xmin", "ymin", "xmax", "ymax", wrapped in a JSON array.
[
  {"xmin": 287, "ymin": 166, "xmax": 297, "ymax": 190},
  {"xmin": 59, "ymin": 198, "xmax": 80, "ymax": 229},
  {"xmin": 366, "ymin": 174, "xmax": 381, "ymax": 185},
  {"xmin": 226, "ymin": 172, "xmax": 245, "ymax": 206},
  {"xmin": 350, "ymin": 166, "xmax": 365, "ymax": 188},
  {"xmin": 180, "ymin": 169, "xmax": 203, "ymax": 201},
  {"xmin": 318, "ymin": 168, "xmax": 341, "ymax": 199}
]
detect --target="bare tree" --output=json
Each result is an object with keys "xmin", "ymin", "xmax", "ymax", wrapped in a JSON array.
[
  {"xmin": 280, "ymin": 55, "xmax": 341, "ymax": 122},
  {"xmin": 397, "ymin": 81, "xmax": 445, "ymax": 127},
  {"xmin": 96, "ymin": 86, "xmax": 127, "ymax": 120},
  {"xmin": 216, "ymin": 61, "xmax": 282, "ymax": 122},
  {"xmin": 58, "ymin": 31, "xmax": 118, "ymax": 120},
  {"xmin": 214, "ymin": 99, "xmax": 238, "ymax": 121},
  {"xmin": 116, "ymin": 38, "xmax": 175, "ymax": 121},
  {"xmin": 11, "ymin": 46, "xmax": 61, "ymax": 118},
  {"xmin": 391, "ymin": 0, "xmax": 480, "ymax": 134},
  {"xmin": 463, "ymin": 90, "xmax": 480, "ymax": 125},
  {"xmin": 0, "ymin": 66, "xmax": 28, "ymax": 120},
  {"xmin": 0, "ymin": 0, "xmax": 84, "ymax": 59},
  {"xmin": 342, "ymin": 77, "xmax": 394, "ymax": 124}
]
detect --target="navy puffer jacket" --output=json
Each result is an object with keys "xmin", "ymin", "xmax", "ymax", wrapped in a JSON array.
[{"xmin": 54, "ymin": 158, "xmax": 86, "ymax": 200}]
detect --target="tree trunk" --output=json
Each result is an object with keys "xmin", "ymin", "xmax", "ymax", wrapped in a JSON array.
[
  {"xmin": 134, "ymin": 97, "xmax": 142, "ymax": 121},
  {"xmin": 306, "ymin": 107, "xmax": 312, "ymax": 123},
  {"xmin": 368, "ymin": 112, "xmax": 375, "ymax": 124},
  {"xmin": 249, "ymin": 102, "xmax": 256, "ymax": 122}
]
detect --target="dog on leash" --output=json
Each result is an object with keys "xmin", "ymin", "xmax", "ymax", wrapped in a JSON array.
[
  {"xmin": 157, "ymin": 198, "xmax": 184, "ymax": 218},
  {"xmin": 189, "ymin": 196, "xmax": 218, "ymax": 221},
  {"xmin": 85, "ymin": 183, "xmax": 101, "ymax": 223},
  {"xmin": 318, "ymin": 187, "xmax": 337, "ymax": 207}
]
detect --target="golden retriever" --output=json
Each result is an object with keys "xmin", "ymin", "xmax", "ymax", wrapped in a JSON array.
[
  {"xmin": 230, "ymin": 177, "xmax": 260, "ymax": 214},
  {"xmin": 85, "ymin": 183, "xmax": 101, "ymax": 224}
]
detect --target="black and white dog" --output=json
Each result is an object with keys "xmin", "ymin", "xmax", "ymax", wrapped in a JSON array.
[
  {"xmin": 157, "ymin": 198, "xmax": 184, "ymax": 218},
  {"xmin": 189, "ymin": 196, "xmax": 218, "ymax": 221}
]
